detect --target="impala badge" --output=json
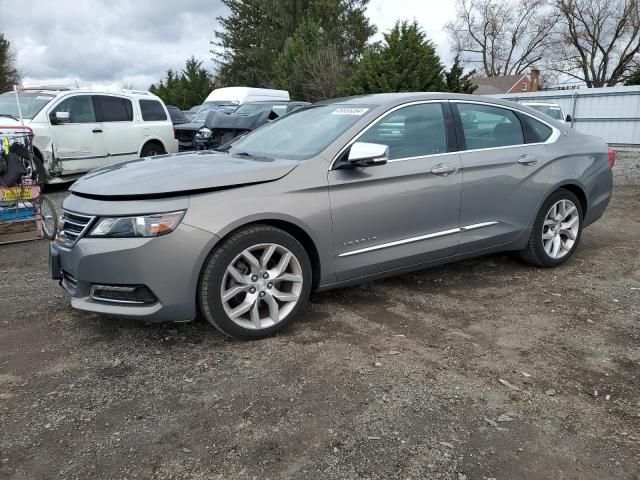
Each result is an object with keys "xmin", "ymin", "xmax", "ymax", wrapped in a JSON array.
[{"xmin": 344, "ymin": 236, "xmax": 377, "ymax": 247}]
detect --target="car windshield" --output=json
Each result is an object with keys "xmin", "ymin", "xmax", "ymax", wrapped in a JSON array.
[
  {"xmin": 526, "ymin": 104, "xmax": 563, "ymax": 120},
  {"xmin": 193, "ymin": 109, "xmax": 214, "ymax": 122},
  {"xmin": 168, "ymin": 107, "xmax": 187, "ymax": 123},
  {"xmin": 200, "ymin": 100, "xmax": 238, "ymax": 110},
  {"xmin": 0, "ymin": 92, "xmax": 55, "ymax": 120},
  {"xmin": 229, "ymin": 104, "xmax": 373, "ymax": 160}
]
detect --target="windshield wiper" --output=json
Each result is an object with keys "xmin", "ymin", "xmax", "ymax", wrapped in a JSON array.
[
  {"xmin": 232, "ymin": 151, "xmax": 254, "ymax": 158},
  {"xmin": 0, "ymin": 114, "xmax": 19, "ymax": 121}
]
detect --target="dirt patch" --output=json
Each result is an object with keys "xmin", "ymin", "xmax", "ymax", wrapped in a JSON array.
[{"xmin": 1, "ymin": 184, "xmax": 639, "ymax": 479}]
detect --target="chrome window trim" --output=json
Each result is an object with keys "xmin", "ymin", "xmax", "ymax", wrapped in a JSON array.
[
  {"xmin": 330, "ymin": 100, "xmax": 446, "ymax": 170},
  {"xmin": 450, "ymin": 99, "xmax": 562, "ymax": 146},
  {"xmin": 329, "ymin": 99, "xmax": 562, "ymax": 170},
  {"xmin": 338, "ymin": 222, "xmax": 499, "ymax": 257}
]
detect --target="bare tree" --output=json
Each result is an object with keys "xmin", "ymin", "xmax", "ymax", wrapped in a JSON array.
[
  {"xmin": 299, "ymin": 46, "xmax": 347, "ymax": 102},
  {"xmin": 551, "ymin": 0, "xmax": 640, "ymax": 87},
  {"xmin": 446, "ymin": 0, "xmax": 558, "ymax": 77}
]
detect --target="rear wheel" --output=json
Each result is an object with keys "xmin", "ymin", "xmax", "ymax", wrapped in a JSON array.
[
  {"xmin": 140, "ymin": 142, "xmax": 165, "ymax": 157},
  {"xmin": 198, "ymin": 225, "xmax": 312, "ymax": 339},
  {"xmin": 520, "ymin": 189, "xmax": 583, "ymax": 267}
]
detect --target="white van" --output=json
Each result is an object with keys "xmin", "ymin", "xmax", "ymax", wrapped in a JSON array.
[
  {"xmin": 521, "ymin": 102, "xmax": 571, "ymax": 123},
  {"xmin": 198, "ymin": 87, "xmax": 290, "ymax": 114},
  {"xmin": 0, "ymin": 87, "xmax": 178, "ymax": 183}
]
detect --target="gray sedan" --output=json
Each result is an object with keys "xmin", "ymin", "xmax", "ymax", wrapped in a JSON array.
[{"xmin": 50, "ymin": 93, "xmax": 614, "ymax": 339}]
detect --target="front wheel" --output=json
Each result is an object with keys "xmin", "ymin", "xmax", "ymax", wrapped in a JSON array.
[
  {"xmin": 520, "ymin": 189, "xmax": 583, "ymax": 267},
  {"xmin": 198, "ymin": 225, "xmax": 312, "ymax": 339}
]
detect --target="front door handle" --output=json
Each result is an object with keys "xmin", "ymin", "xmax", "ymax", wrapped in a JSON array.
[
  {"xmin": 518, "ymin": 154, "xmax": 537, "ymax": 166},
  {"xmin": 92, "ymin": 128, "xmax": 103, "ymax": 133},
  {"xmin": 431, "ymin": 163, "xmax": 458, "ymax": 176}
]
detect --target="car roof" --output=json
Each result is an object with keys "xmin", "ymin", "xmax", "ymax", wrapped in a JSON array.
[
  {"xmin": 317, "ymin": 92, "xmax": 534, "ymax": 109},
  {"xmin": 522, "ymin": 102, "xmax": 561, "ymax": 107},
  {"xmin": 15, "ymin": 87, "xmax": 164, "ymax": 101},
  {"xmin": 240, "ymin": 100, "xmax": 308, "ymax": 105}
]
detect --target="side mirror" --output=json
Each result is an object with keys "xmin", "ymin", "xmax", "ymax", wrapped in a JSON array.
[
  {"xmin": 565, "ymin": 114, "xmax": 572, "ymax": 123},
  {"xmin": 347, "ymin": 142, "xmax": 389, "ymax": 168},
  {"xmin": 51, "ymin": 111, "xmax": 70, "ymax": 125}
]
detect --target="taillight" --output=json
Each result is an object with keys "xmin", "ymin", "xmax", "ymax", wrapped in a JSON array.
[
  {"xmin": 173, "ymin": 126, "xmax": 177, "ymax": 139},
  {"xmin": 608, "ymin": 148, "xmax": 615, "ymax": 168}
]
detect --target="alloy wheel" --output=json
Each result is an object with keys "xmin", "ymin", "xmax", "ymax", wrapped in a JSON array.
[
  {"xmin": 541, "ymin": 199, "xmax": 580, "ymax": 259},
  {"xmin": 220, "ymin": 243, "xmax": 303, "ymax": 330}
]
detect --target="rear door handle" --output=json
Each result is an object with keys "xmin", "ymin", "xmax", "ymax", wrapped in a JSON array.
[
  {"xmin": 518, "ymin": 154, "xmax": 537, "ymax": 166},
  {"xmin": 431, "ymin": 163, "xmax": 458, "ymax": 176},
  {"xmin": 92, "ymin": 128, "xmax": 103, "ymax": 133}
]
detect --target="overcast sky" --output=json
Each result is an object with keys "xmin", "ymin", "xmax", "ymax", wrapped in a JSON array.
[{"xmin": 0, "ymin": 0, "xmax": 456, "ymax": 90}]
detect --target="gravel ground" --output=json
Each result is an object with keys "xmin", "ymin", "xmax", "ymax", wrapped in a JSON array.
[
  {"xmin": 613, "ymin": 150, "xmax": 640, "ymax": 185},
  {"xmin": 0, "ymin": 153, "xmax": 639, "ymax": 480}
]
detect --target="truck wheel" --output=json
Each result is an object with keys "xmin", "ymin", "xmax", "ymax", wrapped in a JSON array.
[{"xmin": 140, "ymin": 142, "xmax": 165, "ymax": 157}]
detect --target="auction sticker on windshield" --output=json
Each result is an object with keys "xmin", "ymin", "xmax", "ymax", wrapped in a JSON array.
[{"xmin": 331, "ymin": 107, "xmax": 369, "ymax": 116}]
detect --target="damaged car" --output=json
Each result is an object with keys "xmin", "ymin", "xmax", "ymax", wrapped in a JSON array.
[
  {"xmin": 194, "ymin": 101, "xmax": 309, "ymax": 150},
  {"xmin": 50, "ymin": 93, "xmax": 613, "ymax": 340},
  {"xmin": 174, "ymin": 106, "xmax": 237, "ymax": 151}
]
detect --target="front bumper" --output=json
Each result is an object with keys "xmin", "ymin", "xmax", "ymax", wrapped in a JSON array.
[{"xmin": 50, "ymin": 224, "xmax": 218, "ymax": 322}]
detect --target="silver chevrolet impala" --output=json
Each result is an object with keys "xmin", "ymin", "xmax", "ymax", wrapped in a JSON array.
[{"xmin": 50, "ymin": 93, "xmax": 614, "ymax": 339}]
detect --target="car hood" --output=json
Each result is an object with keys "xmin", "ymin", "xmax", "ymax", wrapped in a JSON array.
[
  {"xmin": 174, "ymin": 121, "xmax": 204, "ymax": 131},
  {"xmin": 0, "ymin": 117, "xmax": 32, "ymax": 127},
  {"xmin": 69, "ymin": 151, "xmax": 299, "ymax": 199}
]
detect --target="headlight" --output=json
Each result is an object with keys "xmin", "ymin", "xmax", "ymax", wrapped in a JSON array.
[
  {"xmin": 196, "ymin": 127, "xmax": 212, "ymax": 139},
  {"xmin": 89, "ymin": 211, "xmax": 185, "ymax": 238}
]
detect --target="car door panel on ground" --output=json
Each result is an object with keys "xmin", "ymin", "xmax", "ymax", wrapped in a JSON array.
[
  {"xmin": 329, "ymin": 102, "xmax": 462, "ymax": 281},
  {"xmin": 48, "ymin": 94, "xmax": 108, "ymax": 175},
  {"xmin": 452, "ymin": 102, "xmax": 555, "ymax": 253},
  {"xmin": 92, "ymin": 95, "xmax": 140, "ymax": 163}
]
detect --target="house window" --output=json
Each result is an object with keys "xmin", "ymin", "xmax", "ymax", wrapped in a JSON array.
[{"xmin": 521, "ymin": 82, "xmax": 527, "ymax": 91}]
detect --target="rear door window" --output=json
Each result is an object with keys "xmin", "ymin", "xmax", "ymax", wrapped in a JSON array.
[
  {"xmin": 519, "ymin": 114, "xmax": 553, "ymax": 143},
  {"xmin": 457, "ymin": 103, "xmax": 524, "ymax": 150},
  {"xmin": 140, "ymin": 99, "xmax": 168, "ymax": 121},
  {"xmin": 358, "ymin": 103, "xmax": 448, "ymax": 159},
  {"xmin": 94, "ymin": 95, "xmax": 133, "ymax": 122}
]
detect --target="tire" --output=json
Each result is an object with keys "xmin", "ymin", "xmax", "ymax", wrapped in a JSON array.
[
  {"xmin": 519, "ymin": 189, "xmax": 584, "ymax": 267},
  {"xmin": 198, "ymin": 225, "xmax": 312, "ymax": 340},
  {"xmin": 39, "ymin": 195, "xmax": 58, "ymax": 240},
  {"xmin": 29, "ymin": 149, "xmax": 48, "ymax": 185},
  {"xmin": 140, "ymin": 142, "xmax": 165, "ymax": 157}
]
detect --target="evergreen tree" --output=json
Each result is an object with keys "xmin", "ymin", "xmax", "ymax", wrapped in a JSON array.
[
  {"xmin": 625, "ymin": 67, "xmax": 640, "ymax": 86},
  {"xmin": 445, "ymin": 55, "xmax": 477, "ymax": 94},
  {"xmin": 181, "ymin": 57, "xmax": 215, "ymax": 108},
  {"xmin": 212, "ymin": 0, "xmax": 375, "ymax": 90},
  {"xmin": 149, "ymin": 58, "xmax": 214, "ymax": 110},
  {"xmin": 344, "ymin": 21, "xmax": 446, "ymax": 95},
  {"xmin": 0, "ymin": 33, "xmax": 21, "ymax": 93}
]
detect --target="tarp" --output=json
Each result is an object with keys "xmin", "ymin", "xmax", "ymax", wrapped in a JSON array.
[{"xmin": 204, "ymin": 110, "xmax": 271, "ymax": 131}]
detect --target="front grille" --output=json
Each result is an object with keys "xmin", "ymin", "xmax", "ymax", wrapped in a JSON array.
[
  {"xmin": 176, "ymin": 129, "xmax": 196, "ymax": 141},
  {"xmin": 58, "ymin": 210, "xmax": 95, "ymax": 247},
  {"xmin": 61, "ymin": 271, "xmax": 78, "ymax": 294}
]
